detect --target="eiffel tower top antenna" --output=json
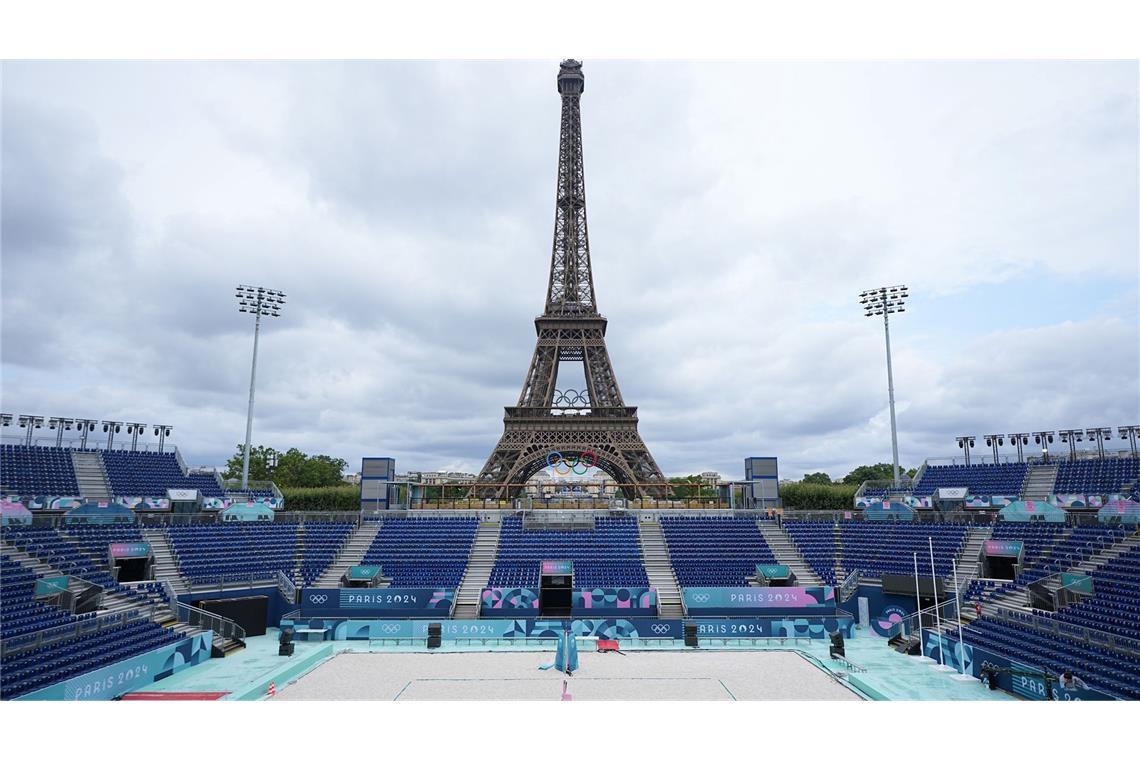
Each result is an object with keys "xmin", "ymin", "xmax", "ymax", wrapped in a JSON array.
[{"xmin": 546, "ymin": 58, "xmax": 597, "ymax": 317}]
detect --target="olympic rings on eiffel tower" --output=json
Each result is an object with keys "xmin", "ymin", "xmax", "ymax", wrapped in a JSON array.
[
  {"xmin": 546, "ymin": 449, "xmax": 599, "ymax": 476},
  {"xmin": 552, "ymin": 389, "xmax": 590, "ymax": 407}
]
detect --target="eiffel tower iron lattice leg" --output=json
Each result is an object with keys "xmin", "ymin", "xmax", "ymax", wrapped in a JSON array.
[{"xmin": 475, "ymin": 59, "xmax": 667, "ymax": 500}]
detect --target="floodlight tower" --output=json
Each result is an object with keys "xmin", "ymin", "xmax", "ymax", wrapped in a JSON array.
[
  {"xmin": 153, "ymin": 424, "xmax": 173, "ymax": 454},
  {"xmin": 983, "ymin": 433, "xmax": 1004, "ymax": 465},
  {"xmin": 102, "ymin": 421, "xmax": 123, "ymax": 449},
  {"xmin": 17, "ymin": 415, "xmax": 44, "ymax": 446},
  {"xmin": 955, "ymin": 435, "xmax": 976, "ymax": 466},
  {"xmin": 1086, "ymin": 427, "xmax": 1112, "ymax": 459},
  {"xmin": 74, "ymin": 419, "xmax": 98, "ymax": 449},
  {"xmin": 1033, "ymin": 431, "xmax": 1056, "ymax": 463},
  {"xmin": 1058, "ymin": 429, "xmax": 1084, "ymax": 461},
  {"xmin": 861, "ymin": 285, "xmax": 908, "ymax": 485},
  {"xmin": 1007, "ymin": 433, "xmax": 1030, "ymax": 463},
  {"xmin": 1119, "ymin": 425, "xmax": 1139, "ymax": 457},
  {"xmin": 235, "ymin": 285, "xmax": 286, "ymax": 490},
  {"xmin": 48, "ymin": 417, "xmax": 74, "ymax": 447},
  {"xmin": 124, "ymin": 422, "xmax": 147, "ymax": 451}
]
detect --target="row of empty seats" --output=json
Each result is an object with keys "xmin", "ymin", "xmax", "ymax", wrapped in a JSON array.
[
  {"xmin": 1055, "ymin": 459, "xmax": 1140, "ymax": 496},
  {"xmin": 0, "ymin": 444, "xmax": 79, "ymax": 495},
  {"xmin": 661, "ymin": 516, "xmax": 775, "ymax": 587},
  {"xmin": 490, "ymin": 517, "xmax": 646, "ymax": 588},
  {"xmin": 913, "ymin": 463, "xmax": 1028, "ymax": 497},
  {"xmin": 364, "ymin": 517, "xmax": 478, "ymax": 587}
]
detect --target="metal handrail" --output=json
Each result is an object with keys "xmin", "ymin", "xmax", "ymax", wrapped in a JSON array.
[
  {"xmin": 0, "ymin": 603, "xmax": 163, "ymax": 657},
  {"xmin": 176, "ymin": 601, "xmax": 246, "ymax": 643}
]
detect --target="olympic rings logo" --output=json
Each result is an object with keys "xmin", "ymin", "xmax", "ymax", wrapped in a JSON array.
[
  {"xmin": 651, "ymin": 624, "xmax": 671, "ymax": 634},
  {"xmin": 546, "ymin": 449, "xmax": 599, "ymax": 476},
  {"xmin": 552, "ymin": 389, "xmax": 590, "ymax": 407},
  {"xmin": 381, "ymin": 624, "xmax": 400, "ymax": 634},
  {"xmin": 309, "ymin": 594, "xmax": 329, "ymax": 604},
  {"xmin": 691, "ymin": 593, "xmax": 711, "ymax": 603}
]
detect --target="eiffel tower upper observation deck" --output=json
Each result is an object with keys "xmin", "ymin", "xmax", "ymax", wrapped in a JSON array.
[{"xmin": 474, "ymin": 60, "xmax": 667, "ymax": 499}]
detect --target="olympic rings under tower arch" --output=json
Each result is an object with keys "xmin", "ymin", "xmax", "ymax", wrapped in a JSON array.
[{"xmin": 545, "ymin": 449, "xmax": 599, "ymax": 476}]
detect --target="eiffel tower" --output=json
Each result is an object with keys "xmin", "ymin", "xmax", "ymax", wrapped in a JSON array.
[{"xmin": 474, "ymin": 60, "xmax": 667, "ymax": 499}]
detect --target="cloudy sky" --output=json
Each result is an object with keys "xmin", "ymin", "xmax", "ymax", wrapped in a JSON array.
[{"xmin": 2, "ymin": 60, "xmax": 1137, "ymax": 480}]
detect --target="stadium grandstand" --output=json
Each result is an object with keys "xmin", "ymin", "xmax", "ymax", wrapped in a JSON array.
[{"xmin": 2, "ymin": 418, "xmax": 1138, "ymax": 702}]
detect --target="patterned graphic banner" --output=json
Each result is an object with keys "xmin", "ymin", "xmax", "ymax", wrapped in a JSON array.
[
  {"xmin": 282, "ymin": 618, "xmax": 682, "ymax": 641},
  {"xmin": 1, "ymin": 499, "xmax": 33, "ymax": 525},
  {"xmin": 965, "ymin": 495, "xmax": 991, "ymax": 509},
  {"xmin": 481, "ymin": 587, "xmax": 540, "ymax": 612},
  {"xmin": 683, "ymin": 586, "xmax": 836, "ymax": 613},
  {"xmin": 114, "ymin": 497, "xmax": 170, "ymax": 511},
  {"xmin": 300, "ymin": 587, "xmax": 455, "ymax": 617},
  {"xmin": 983, "ymin": 540, "xmax": 1023, "ymax": 557},
  {"xmin": 572, "ymin": 587, "xmax": 657, "ymax": 611},
  {"xmin": 6, "ymin": 496, "xmax": 84, "ymax": 511},
  {"xmin": 16, "ymin": 632, "xmax": 213, "ymax": 701},
  {"xmin": 109, "ymin": 542, "xmax": 151, "ymax": 559},
  {"xmin": 1052, "ymin": 494, "xmax": 1088, "ymax": 509},
  {"xmin": 201, "ymin": 497, "xmax": 284, "ymax": 511}
]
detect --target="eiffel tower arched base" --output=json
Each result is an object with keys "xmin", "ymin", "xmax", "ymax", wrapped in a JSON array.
[{"xmin": 473, "ymin": 407, "xmax": 668, "ymax": 499}]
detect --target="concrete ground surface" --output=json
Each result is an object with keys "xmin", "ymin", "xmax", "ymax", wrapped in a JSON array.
[{"xmin": 275, "ymin": 649, "xmax": 862, "ymax": 701}]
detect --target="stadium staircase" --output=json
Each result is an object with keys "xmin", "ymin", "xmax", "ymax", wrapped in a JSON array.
[
  {"xmin": 757, "ymin": 520, "xmax": 822, "ymax": 585},
  {"xmin": 1020, "ymin": 463, "xmax": 1057, "ymax": 500},
  {"xmin": 637, "ymin": 520, "xmax": 684, "ymax": 617},
  {"xmin": 141, "ymin": 528, "xmax": 189, "ymax": 597},
  {"xmin": 955, "ymin": 526, "xmax": 990, "ymax": 582},
  {"xmin": 313, "ymin": 520, "xmax": 383, "ymax": 587},
  {"xmin": 70, "ymin": 450, "xmax": 111, "ymax": 500},
  {"xmin": 453, "ymin": 519, "xmax": 503, "ymax": 619},
  {"xmin": 832, "ymin": 523, "xmax": 845, "ymax": 582}
]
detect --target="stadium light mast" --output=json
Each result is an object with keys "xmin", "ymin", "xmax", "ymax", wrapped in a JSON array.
[
  {"xmin": 955, "ymin": 435, "xmax": 976, "ymax": 466},
  {"xmin": 1086, "ymin": 427, "xmax": 1112, "ymax": 459},
  {"xmin": 124, "ymin": 422, "xmax": 147, "ymax": 452},
  {"xmin": 153, "ymin": 424, "xmax": 173, "ymax": 454},
  {"xmin": 102, "ymin": 421, "xmax": 122, "ymax": 449},
  {"xmin": 1007, "ymin": 433, "xmax": 1030, "ymax": 464},
  {"xmin": 17, "ymin": 415, "xmax": 45, "ymax": 446},
  {"xmin": 48, "ymin": 417, "xmax": 74, "ymax": 447},
  {"xmin": 1120, "ymin": 425, "xmax": 1140, "ymax": 457},
  {"xmin": 236, "ymin": 285, "xmax": 286, "ymax": 490},
  {"xmin": 1033, "ymin": 431, "xmax": 1056, "ymax": 463},
  {"xmin": 74, "ymin": 419, "xmax": 98, "ymax": 450},
  {"xmin": 1057, "ymin": 429, "xmax": 1083, "ymax": 462},
  {"xmin": 983, "ymin": 434, "xmax": 1004, "ymax": 465},
  {"xmin": 860, "ymin": 285, "xmax": 908, "ymax": 485}
]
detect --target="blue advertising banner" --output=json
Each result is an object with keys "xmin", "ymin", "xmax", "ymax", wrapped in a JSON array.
[
  {"xmin": 692, "ymin": 617, "xmax": 856, "ymax": 639},
  {"xmin": 281, "ymin": 617, "xmax": 682, "ymax": 641},
  {"xmin": 17, "ymin": 631, "xmax": 213, "ymax": 701},
  {"xmin": 300, "ymin": 587, "xmax": 455, "ymax": 617},
  {"xmin": 683, "ymin": 586, "xmax": 836, "ymax": 615},
  {"xmin": 921, "ymin": 630, "xmax": 1114, "ymax": 701}
]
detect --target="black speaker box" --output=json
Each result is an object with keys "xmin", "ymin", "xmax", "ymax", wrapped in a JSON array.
[
  {"xmin": 427, "ymin": 622, "xmax": 442, "ymax": 649},
  {"xmin": 278, "ymin": 642, "xmax": 294, "ymax": 657},
  {"xmin": 683, "ymin": 622, "xmax": 698, "ymax": 647}
]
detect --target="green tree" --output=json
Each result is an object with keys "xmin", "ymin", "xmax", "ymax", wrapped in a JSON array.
[
  {"xmin": 802, "ymin": 472, "xmax": 832, "ymax": 485},
  {"xmin": 223, "ymin": 445, "xmax": 347, "ymax": 488},
  {"xmin": 842, "ymin": 463, "xmax": 898, "ymax": 485},
  {"xmin": 668, "ymin": 475, "xmax": 708, "ymax": 500}
]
